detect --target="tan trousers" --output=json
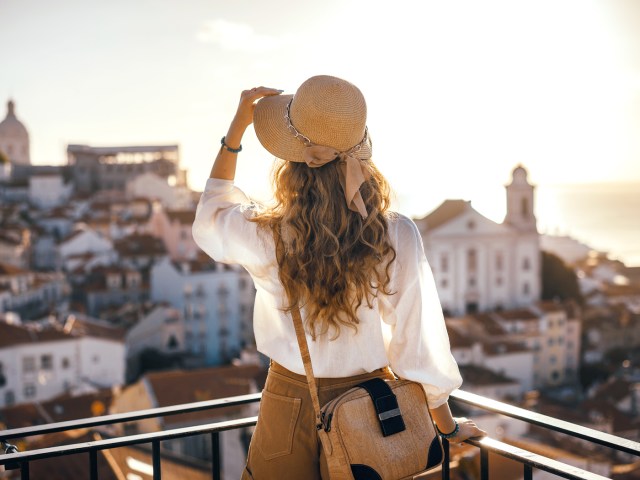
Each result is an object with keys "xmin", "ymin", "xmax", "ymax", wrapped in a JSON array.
[{"xmin": 242, "ymin": 361, "xmax": 394, "ymax": 479}]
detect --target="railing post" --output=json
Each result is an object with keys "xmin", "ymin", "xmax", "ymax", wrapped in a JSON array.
[
  {"xmin": 480, "ymin": 448, "xmax": 489, "ymax": 480},
  {"xmin": 211, "ymin": 432, "xmax": 221, "ymax": 480},
  {"xmin": 441, "ymin": 440, "xmax": 449, "ymax": 479},
  {"xmin": 89, "ymin": 449, "xmax": 98, "ymax": 480},
  {"xmin": 524, "ymin": 464, "xmax": 532, "ymax": 480},
  {"xmin": 20, "ymin": 461, "xmax": 30, "ymax": 480},
  {"xmin": 152, "ymin": 440, "xmax": 161, "ymax": 480}
]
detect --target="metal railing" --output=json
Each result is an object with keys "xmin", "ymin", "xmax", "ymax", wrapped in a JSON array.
[{"xmin": 1, "ymin": 389, "xmax": 639, "ymax": 479}]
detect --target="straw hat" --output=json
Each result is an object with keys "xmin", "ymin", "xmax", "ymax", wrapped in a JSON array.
[{"xmin": 253, "ymin": 75, "xmax": 372, "ymax": 163}]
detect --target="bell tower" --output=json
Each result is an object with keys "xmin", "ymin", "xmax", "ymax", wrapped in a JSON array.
[{"xmin": 504, "ymin": 165, "xmax": 537, "ymax": 232}]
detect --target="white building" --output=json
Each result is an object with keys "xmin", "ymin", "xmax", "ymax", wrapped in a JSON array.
[
  {"xmin": 415, "ymin": 166, "xmax": 540, "ymax": 316},
  {"xmin": 125, "ymin": 305, "xmax": 186, "ymax": 379},
  {"xmin": 28, "ymin": 173, "xmax": 74, "ymax": 209},
  {"xmin": 126, "ymin": 172, "xmax": 194, "ymax": 209},
  {"xmin": 150, "ymin": 257, "xmax": 255, "ymax": 366},
  {"xmin": 57, "ymin": 225, "xmax": 116, "ymax": 271},
  {"xmin": 0, "ymin": 263, "xmax": 69, "ymax": 319},
  {"xmin": 0, "ymin": 99, "xmax": 30, "ymax": 166},
  {"xmin": 0, "ymin": 315, "xmax": 125, "ymax": 408}
]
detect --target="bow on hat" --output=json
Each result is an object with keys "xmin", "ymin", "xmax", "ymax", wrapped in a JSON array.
[{"xmin": 303, "ymin": 142, "xmax": 371, "ymax": 219}]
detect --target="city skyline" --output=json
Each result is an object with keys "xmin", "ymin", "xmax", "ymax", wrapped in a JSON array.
[{"xmin": 2, "ymin": 0, "xmax": 640, "ymax": 222}]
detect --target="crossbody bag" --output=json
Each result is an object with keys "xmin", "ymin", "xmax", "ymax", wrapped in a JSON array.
[{"xmin": 291, "ymin": 305, "xmax": 444, "ymax": 480}]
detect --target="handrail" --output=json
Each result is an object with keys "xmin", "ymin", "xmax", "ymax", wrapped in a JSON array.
[
  {"xmin": 0, "ymin": 417, "xmax": 613, "ymax": 480},
  {"xmin": 466, "ymin": 437, "xmax": 611, "ymax": 480},
  {"xmin": 0, "ymin": 416, "xmax": 258, "ymax": 464},
  {"xmin": 0, "ymin": 392, "xmax": 262, "ymax": 441},
  {"xmin": 451, "ymin": 389, "xmax": 640, "ymax": 457}
]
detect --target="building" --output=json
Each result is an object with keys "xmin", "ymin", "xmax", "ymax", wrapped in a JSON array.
[
  {"xmin": 67, "ymin": 144, "xmax": 186, "ymax": 194},
  {"xmin": 148, "ymin": 206, "xmax": 199, "ymax": 260},
  {"xmin": 415, "ymin": 165, "xmax": 541, "ymax": 316},
  {"xmin": 110, "ymin": 364, "xmax": 265, "ymax": 480},
  {"xmin": 125, "ymin": 305, "xmax": 186, "ymax": 381},
  {"xmin": 126, "ymin": 171, "xmax": 194, "ymax": 209},
  {"xmin": 150, "ymin": 256, "xmax": 255, "ymax": 366},
  {"xmin": 28, "ymin": 173, "xmax": 74, "ymax": 210},
  {"xmin": 0, "ymin": 263, "xmax": 69, "ymax": 320},
  {"xmin": 0, "ymin": 315, "xmax": 124, "ymax": 408},
  {"xmin": 0, "ymin": 99, "xmax": 30, "ymax": 166}
]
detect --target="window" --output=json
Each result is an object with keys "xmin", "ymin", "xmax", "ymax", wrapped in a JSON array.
[
  {"xmin": 467, "ymin": 249, "xmax": 477, "ymax": 273},
  {"xmin": 23, "ymin": 356, "xmax": 36, "ymax": 373},
  {"xmin": 5, "ymin": 390, "xmax": 15, "ymax": 406},
  {"xmin": 467, "ymin": 220, "xmax": 476, "ymax": 230},
  {"xmin": 41, "ymin": 354, "xmax": 53, "ymax": 371},
  {"xmin": 440, "ymin": 254, "xmax": 449, "ymax": 273},
  {"xmin": 523, "ymin": 257, "xmax": 531, "ymax": 270},
  {"xmin": 495, "ymin": 252, "xmax": 504, "ymax": 271},
  {"xmin": 0, "ymin": 362, "xmax": 5, "ymax": 387},
  {"xmin": 441, "ymin": 279, "xmax": 448, "ymax": 288},
  {"xmin": 62, "ymin": 357, "xmax": 70, "ymax": 369},
  {"xmin": 521, "ymin": 198, "xmax": 529, "ymax": 217},
  {"xmin": 523, "ymin": 282, "xmax": 530, "ymax": 295},
  {"xmin": 24, "ymin": 384, "xmax": 36, "ymax": 398},
  {"xmin": 496, "ymin": 277, "xmax": 503, "ymax": 286}
]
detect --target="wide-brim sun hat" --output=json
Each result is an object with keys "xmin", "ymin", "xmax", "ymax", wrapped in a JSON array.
[{"xmin": 253, "ymin": 75, "xmax": 372, "ymax": 163}]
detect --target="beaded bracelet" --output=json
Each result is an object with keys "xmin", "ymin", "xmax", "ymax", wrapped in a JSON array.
[
  {"xmin": 221, "ymin": 136, "xmax": 242, "ymax": 153},
  {"xmin": 437, "ymin": 419, "xmax": 460, "ymax": 439}
]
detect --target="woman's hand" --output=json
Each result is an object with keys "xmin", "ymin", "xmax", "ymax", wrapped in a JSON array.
[
  {"xmin": 231, "ymin": 86, "xmax": 283, "ymax": 131},
  {"xmin": 446, "ymin": 417, "xmax": 487, "ymax": 444}
]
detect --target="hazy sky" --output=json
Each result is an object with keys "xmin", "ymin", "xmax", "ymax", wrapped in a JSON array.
[{"xmin": 2, "ymin": 0, "xmax": 640, "ymax": 221}]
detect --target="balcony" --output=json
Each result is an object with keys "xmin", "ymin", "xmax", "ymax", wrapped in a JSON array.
[{"xmin": 1, "ymin": 389, "xmax": 639, "ymax": 479}]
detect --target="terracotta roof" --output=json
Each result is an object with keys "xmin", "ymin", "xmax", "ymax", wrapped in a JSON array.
[
  {"xmin": 495, "ymin": 309, "xmax": 539, "ymax": 321},
  {"xmin": 0, "ymin": 389, "xmax": 114, "ymax": 428},
  {"xmin": 415, "ymin": 199, "xmax": 470, "ymax": 231},
  {"xmin": 469, "ymin": 313, "xmax": 507, "ymax": 335},
  {"xmin": 64, "ymin": 316, "xmax": 126, "ymax": 342},
  {"xmin": 0, "ymin": 262, "xmax": 28, "ymax": 276},
  {"xmin": 0, "ymin": 322, "xmax": 72, "ymax": 348},
  {"xmin": 446, "ymin": 326, "xmax": 475, "ymax": 348},
  {"xmin": 114, "ymin": 233, "xmax": 167, "ymax": 256},
  {"xmin": 459, "ymin": 365, "xmax": 517, "ymax": 385},
  {"xmin": 166, "ymin": 209, "xmax": 196, "ymax": 225},
  {"xmin": 536, "ymin": 301, "xmax": 565, "ymax": 313},
  {"xmin": 143, "ymin": 364, "xmax": 266, "ymax": 425}
]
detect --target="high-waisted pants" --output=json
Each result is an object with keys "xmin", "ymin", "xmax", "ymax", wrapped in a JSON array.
[{"xmin": 241, "ymin": 361, "xmax": 394, "ymax": 479}]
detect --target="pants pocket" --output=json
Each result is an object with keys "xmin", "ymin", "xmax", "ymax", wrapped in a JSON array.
[{"xmin": 254, "ymin": 389, "xmax": 302, "ymax": 460}]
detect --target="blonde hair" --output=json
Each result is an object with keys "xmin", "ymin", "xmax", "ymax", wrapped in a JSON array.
[{"xmin": 252, "ymin": 159, "xmax": 396, "ymax": 338}]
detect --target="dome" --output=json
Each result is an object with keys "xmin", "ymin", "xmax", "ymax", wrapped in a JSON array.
[
  {"xmin": 0, "ymin": 100, "xmax": 29, "ymax": 139},
  {"xmin": 0, "ymin": 100, "xmax": 30, "ymax": 165},
  {"xmin": 511, "ymin": 164, "xmax": 528, "ymax": 184}
]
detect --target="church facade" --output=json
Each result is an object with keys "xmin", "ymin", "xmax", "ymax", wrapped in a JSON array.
[{"xmin": 415, "ymin": 166, "xmax": 541, "ymax": 316}]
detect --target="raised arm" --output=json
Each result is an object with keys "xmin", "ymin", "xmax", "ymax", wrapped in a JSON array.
[{"xmin": 210, "ymin": 86, "xmax": 282, "ymax": 180}]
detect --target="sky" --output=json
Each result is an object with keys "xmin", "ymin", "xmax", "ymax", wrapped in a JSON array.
[{"xmin": 2, "ymin": 0, "xmax": 640, "ymax": 223}]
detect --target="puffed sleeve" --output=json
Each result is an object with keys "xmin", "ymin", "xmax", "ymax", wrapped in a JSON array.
[
  {"xmin": 379, "ymin": 215, "xmax": 462, "ymax": 408},
  {"xmin": 192, "ymin": 178, "xmax": 270, "ymax": 272}
]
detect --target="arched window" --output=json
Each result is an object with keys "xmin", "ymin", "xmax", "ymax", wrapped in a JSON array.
[{"xmin": 521, "ymin": 197, "xmax": 529, "ymax": 217}]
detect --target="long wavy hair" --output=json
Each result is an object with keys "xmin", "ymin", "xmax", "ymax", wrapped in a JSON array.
[{"xmin": 252, "ymin": 159, "xmax": 397, "ymax": 339}]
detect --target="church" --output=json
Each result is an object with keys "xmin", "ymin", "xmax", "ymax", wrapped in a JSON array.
[{"xmin": 414, "ymin": 166, "xmax": 541, "ymax": 316}]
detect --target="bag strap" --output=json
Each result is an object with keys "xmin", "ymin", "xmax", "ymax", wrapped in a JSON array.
[{"xmin": 290, "ymin": 305, "xmax": 323, "ymax": 427}]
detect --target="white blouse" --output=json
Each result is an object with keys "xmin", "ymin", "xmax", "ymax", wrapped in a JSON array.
[{"xmin": 192, "ymin": 178, "xmax": 462, "ymax": 408}]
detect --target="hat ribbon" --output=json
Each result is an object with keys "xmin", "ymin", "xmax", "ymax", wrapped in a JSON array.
[{"xmin": 302, "ymin": 144, "xmax": 370, "ymax": 219}]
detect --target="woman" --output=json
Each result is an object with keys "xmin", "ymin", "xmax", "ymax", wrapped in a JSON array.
[{"xmin": 192, "ymin": 75, "xmax": 486, "ymax": 479}]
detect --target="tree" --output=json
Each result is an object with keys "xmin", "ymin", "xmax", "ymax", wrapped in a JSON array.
[{"xmin": 541, "ymin": 251, "xmax": 583, "ymax": 305}]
